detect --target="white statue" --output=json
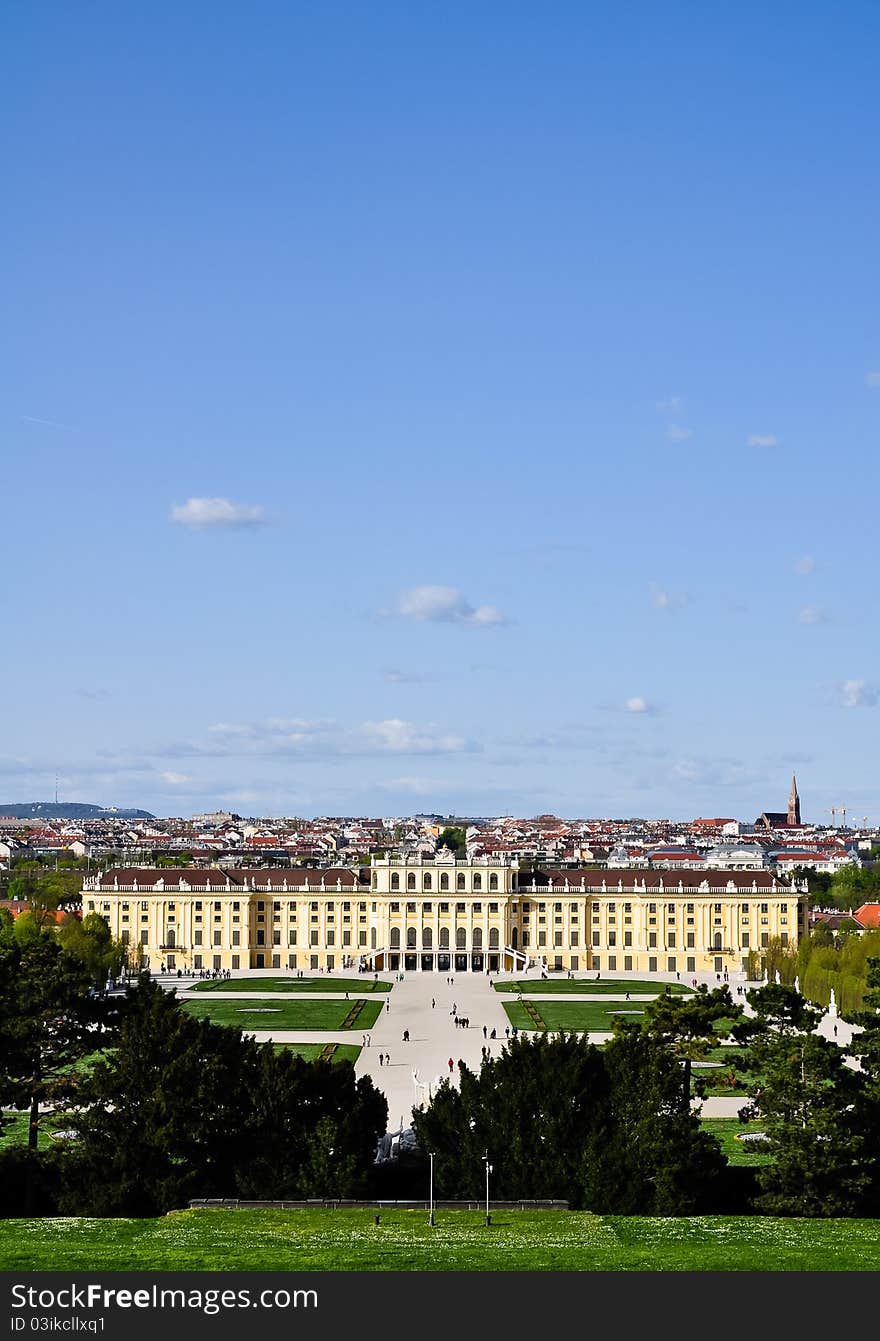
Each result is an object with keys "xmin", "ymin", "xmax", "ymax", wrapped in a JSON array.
[
  {"xmin": 828, "ymin": 988, "xmax": 838, "ymax": 1017},
  {"xmin": 794, "ymin": 975, "xmax": 800, "ymax": 994},
  {"xmin": 774, "ymin": 969, "xmax": 781, "ymax": 985}
]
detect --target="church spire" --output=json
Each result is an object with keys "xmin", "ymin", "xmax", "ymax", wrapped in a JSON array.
[{"xmin": 788, "ymin": 774, "xmax": 801, "ymax": 826}]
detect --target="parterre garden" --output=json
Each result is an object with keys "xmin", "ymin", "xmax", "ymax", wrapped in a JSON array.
[
  {"xmin": 188, "ymin": 977, "xmax": 392, "ymax": 994},
  {"xmin": 181, "ymin": 997, "xmax": 382, "ymax": 1031}
]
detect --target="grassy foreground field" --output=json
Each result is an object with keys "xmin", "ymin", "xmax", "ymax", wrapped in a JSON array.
[
  {"xmin": 182, "ymin": 998, "xmax": 383, "ymax": 1031},
  {"xmin": 189, "ymin": 977, "xmax": 392, "ymax": 994},
  {"xmin": 2, "ymin": 1208, "xmax": 880, "ymax": 1271},
  {"xmin": 495, "ymin": 980, "xmax": 694, "ymax": 996},
  {"xmin": 273, "ymin": 1043, "xmax": 362, "ymax": 1064}
]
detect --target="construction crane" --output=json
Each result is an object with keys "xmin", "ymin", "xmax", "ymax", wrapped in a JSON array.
[{"xmin": 827, "ymin": 807, "xmax": 847, "ymax": 827}]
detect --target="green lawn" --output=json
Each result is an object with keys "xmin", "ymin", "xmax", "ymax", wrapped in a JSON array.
[
  {"xmin": 495, "ymin": 979, "xmax": 694, "ymax": 996},
  {"xmin": 272, "ymin": 1043, "xmax": 362, "ymax": 1065},
  {"xmin": 189, "ymin": 977, "xmax": 391, "ymax": 994},
  {"xmin": 1, "ymin": 1112, "xmax": 79, "ymax": 1151},
  {"xmin": 2, "ymin": 1208, "xmax": 879, "ymax": 1270},
  {"xmin": 699, "ymin": 1118, "xmax": 773, "ymax": 1167},
  {"xmin": 181, "ymin": 998, "xmax": 383, "ymax": 1031},
  {"xmin": 502, "ymin": 1000, "xmax": 647, "ymax": 1032}
]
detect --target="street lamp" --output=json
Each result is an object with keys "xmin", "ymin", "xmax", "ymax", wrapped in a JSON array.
[
  {"xmin": 428, "ymin": 1151, "xmax": 435, "ymax": 1226},
  {"xmin": 484, "ymin": 1153, "xmax": 493, "ymax": 1227}
]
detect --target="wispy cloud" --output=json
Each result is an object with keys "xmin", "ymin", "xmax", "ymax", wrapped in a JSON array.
[
  {"xmin": 389, "ymin": 585, "xmax": 509, "ymax": 627},
  {"xmin": 21, "ymin": 414, "xmax": 78, "ymax": 432},
  {"xmin": 161, "ymin": 771, "xmax": 191, "ymax": 786},
  {"xmin": 747, "ymin": 433, "xmax": 779, "ymax": 448},
  {"xmin": 866, "ymin": 371, "xmax": 880, "ymax": 389},
  {"xmin": 798, "ymin": 605, "xmax": 829, "ymax": 625},
  {"xmin": 655, "ymin": 395, "xmax": 683, "ymax": 414},
  {"xmin": 651, "ymin": 584, "xmax": 689, "ymax": 611},
  {"xmin": 169, "ymin": 497, "xmax": 267, "ymax": 529},
  {"xmin": 75, "ymin": 687, "xmax": 112, "ymax": 701},
  {"xmin": 164, "ymin": 716, "xmax": 478, "ymax": 758},
  {"xmin": 665, "ymin": 424, "xmax": 693, "ymax": 442},
  {"xmin": 625, "ymin": 696, "xmax": 654, "ymax": 714},
  {"xmin": 384, "ymin": 669, "xmax": 429, "ymax": 685},
  {"xmin": 840, "ymin": 680, "xmax": 878, "ymax": 708},
  {"xmin": 793, "ymin": 555, "xmax": 815, "ymax": 576}
]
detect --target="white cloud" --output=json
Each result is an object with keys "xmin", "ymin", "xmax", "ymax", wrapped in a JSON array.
[
  {"xmin": 665, "ymin": 424, "xmax": 693, "ymax": 442},
  {"xmin": 360, "ymin": 719, "xmax": 469, "ymax": 754},
  {"xmin": 747, "ymin": 434, "xmax": 779, "ymax": 448},
  {"xmin": 840, "ymin": 680, "xmax": 878, "ymax": 708},
  {"xmin": 165, "ymin": 715, "xmax": 475, "ymax": 758},
  {"xmin": 625, "ymin": 696, "xmax": 650, "ymax": 713},
  {"xmin": 651, "ymin": 584, "xmax": 689, "ymax": 611},
  {"xmin": 793, "ymin": 555, "xmax": 815, "ymax": 576},
  {"xmin": 170, "ymin": 497, "xmax": 267, "ymax": 528},
  {"xmin": 866, "ymin": 371, "xmax": 880, "ymax": 388},
  {"xmin": 392, "ymin": 585, "xmax": 508, "ymax": 627},
  {"xmin": 655, "ymin": 395, "xmax": 682, "ymax": 413},
  {"xmin": 161, "ymin": 771, "xmax": 191, "ymax": 785},
  {"xmin": 798, "ymin": 606, "xmax": 829, "ymax": 625}
]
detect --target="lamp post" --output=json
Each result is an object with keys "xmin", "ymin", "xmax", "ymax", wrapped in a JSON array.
[
  {"xmin": 428, "ymin": 1151, "xmax": 435, "ymax": 1226},
  {"xmin": 484, "ymin": 1154, "xmax": 492, "ymax": 1227}
]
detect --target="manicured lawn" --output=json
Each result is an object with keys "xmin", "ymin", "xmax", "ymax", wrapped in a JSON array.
[
  {"xmin": 699, "ymin": 1118, "xmax": 773, "ymax": 1167},
  {"xmin": 502, "ymin": 1000, "xmax": 647, "ymax": 1032},
  {"xmin": 181, "ymin": 999, "xmax": 382, "ymax": 1031},
  {"xmin": 272, "ymin": 1044, "xmax": 362, "ymax": 1065},
  {"xmin": 2, "ymin": 1208, "xmax": 879, "ymax": 1270},
  {"xmin": 495, "ymin": 979, "xmax": 694, "ymax": 996},
  {"xmin": 189, "ymin": 977, "xmax": 391, "ymax": 994}
]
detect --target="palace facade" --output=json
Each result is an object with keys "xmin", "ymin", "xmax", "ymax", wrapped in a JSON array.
[{"xmin": 83, "ymin": 853, "xmax": 808, "ymax": 977}]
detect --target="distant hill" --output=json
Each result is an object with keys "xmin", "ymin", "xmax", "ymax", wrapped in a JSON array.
[{"xmin": 0, "ymin": 802, "xmax": 155, "ymax": 821}]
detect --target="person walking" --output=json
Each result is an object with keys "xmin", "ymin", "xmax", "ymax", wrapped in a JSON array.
[
  {"xmin": 432, "ymin": 997, "xmax": 436, "ymax": 1009},
  {"xmin": 379, "ymin": 1053, "xmax": 383, "ymax": 1066},
  {"xmin": 448, "ymin": 1057, "xmax": 454, "ymax": 1072},
  {"xmin": 385, "ymin": 1052, "xmax": 390, "ymax": 1065},
  {"xmin": 385, "ymin": 1000, "xmax": 390, "ymax": 1012},
  {"xmin": 483, "ymin": 1025, "xmax": 487, "ymax": 1039}
]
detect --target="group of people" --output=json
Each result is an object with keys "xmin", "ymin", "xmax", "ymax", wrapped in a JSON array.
[
  {"xmin": 452, "ymin": 1015, "xmax": 470, "ymax": 1028},
  {"xmin": 377, "ymin": 1052, "xmax": 391, "ymax": 1066}
]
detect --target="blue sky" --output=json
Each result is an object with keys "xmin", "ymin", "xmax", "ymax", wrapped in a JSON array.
[{"xmin": 2, "ymin": 2, "xmax": 878, "ymax": 822}]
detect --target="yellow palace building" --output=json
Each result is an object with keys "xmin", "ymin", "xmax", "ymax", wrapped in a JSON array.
[{"xmin": 83, "ymin": 852, "xmax": 807, "ymax": 978}]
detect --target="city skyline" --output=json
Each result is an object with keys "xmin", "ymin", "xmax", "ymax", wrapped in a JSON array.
[{"xmin": 2, "ymin": 3, "xmax": 879, "ymax": 821}]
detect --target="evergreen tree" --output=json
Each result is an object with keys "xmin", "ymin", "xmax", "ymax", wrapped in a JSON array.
[
  {"xmin": 637, "ymin": 985, "xmax": 741, "ymax": 1106},
  {"xmin": 734, "ymin": 983, "xmax": 870, "ymax": 1215}
]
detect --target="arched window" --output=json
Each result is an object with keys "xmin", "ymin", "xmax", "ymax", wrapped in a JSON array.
[
  {"xmin": 457, "ymin": 873, "xmax": 466, "ymax": 891},
  {"xmin": 407, "ymin": 927, "xmax": 417, "ymax": 948},
  {"xmin": 522, "ymin": 930, "xmax": 530, "ymax": 947},
  {"xmin": 371, "ymin": 871, "xmax": 377, "ymax": 889},
  {"xmin": 407, "ymin": 873, "xmax": 416, "ymax": 891},
  {"xmin": 440, "ymin": 872, "xmax": 449, "ymax": 890},
  {"xmin": 422, "ymin": 927, "xmax": 432, "ymax": 948},
  {"xmin": 489, "ymin": 873, "xmax": 498, "ymax": 891},
  {"xmin": 390, "ymin": 927, "xmax": 400, "ymax": 949},
  {"xmin": 511, "ymin": 927, "xmax": 518, "ymax": 949},
  {"xmin": 165, "ymin": 929, "xmax": 175, "ymax": 947},
  {"xmin": 391, "ymin": 873, "xmax": 400, "ymax": 890},
  {"xmin": 370, "ymin": 928, "xmax": 377, "ymax": 949},
  {"xmin": 423, "ymin": 873, "xmax": 432, "ymax": 890},
  {"xmin": 473, "ymin": 874, "xmax": 482, "ymax": 891},
  {"xmin": 713, "ymin": 932, "xmax": 723, "ymax": 950},
  {"xmin": 456, "ymin": 927, "xmax": 467, "ymax": 949},
  {"xmin": 489, "ymin": 928, "xmax": 499, "ymax": 949},
  {"xmin": 439, "ymin": 927, "xmax": 450, "ymax": 948},
  {"xmin": 472, "ymin": 927, "xmax": 483, "ymax": 948}
]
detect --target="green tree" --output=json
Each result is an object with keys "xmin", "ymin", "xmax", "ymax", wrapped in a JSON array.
[
  {"xmin": 436, "ymin": 827, "xmax": 467, "ymax": 857},
  {"xmin": 237, "ymin": 1047, "xmax": 387, "ymax": 1199},
  {"xmin": 0, "ymin": 924, "xmax": 114, "ymax": 1213},
  {"xmin": 637, "ymin": 985, "xmax": 741, "ymax": 1106},
  {"xmin": 61, "ymin": 978, "xmax": 260, "ymax": 1215},
  {"xmin": 733, "ymin": 984, "xmax": 869, "ymax": 1215},
  {"xmin": 411, "ymin": 1031, "xmax": 726, "ymax": 1213}
]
